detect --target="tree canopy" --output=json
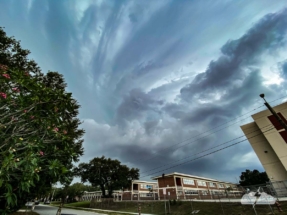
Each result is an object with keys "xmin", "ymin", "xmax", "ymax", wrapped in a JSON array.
[
  {"xmin": 0, "ymin": 27, "xmax": 84, "ymax": 213},
  {"xmin": 75, "ymin": 156, "xmax": 139, "ymax": 197},
  {"xmin": 53, "ymin": 183, "xmax": 99, "ymax": 203},
  {"xmin": 239, "ymin": 169, "xmax": 269, "ymax": 186}
]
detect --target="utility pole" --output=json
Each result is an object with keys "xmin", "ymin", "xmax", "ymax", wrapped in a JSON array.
[{"xmin": 260, "ymin": 94, "xmax": 287, "ymax": 131}]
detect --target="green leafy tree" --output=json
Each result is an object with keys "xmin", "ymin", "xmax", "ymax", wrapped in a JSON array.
[
  {"xmin": 53, "ymin": 183, "xmax": 99, "ymax": 203},
  {"xmin": 75, "ymin": 156, "xmax": 139, "ymax": 197},
  {"xmin": 0, "ymin": 27, "xmax": 84, "ymax": 213},
  {"xmin": 239, "ymin": 169, "xmax": 269, "ymax": 186}
]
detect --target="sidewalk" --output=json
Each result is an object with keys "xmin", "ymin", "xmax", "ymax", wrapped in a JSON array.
[{"xmin": 59, "ymin": 205, "xmax": 155, "ymax": 215}]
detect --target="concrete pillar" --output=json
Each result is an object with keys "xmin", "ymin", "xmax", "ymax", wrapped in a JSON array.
[
  {"xmin": 174, "ymin": 176, "xmax": 178, "ymax": 200},
  {"xmin": 181, "ymin": 177, "xmax": 186, "ymax": 200},
  {"xmin": 207, "ymin": 182, "xmax": 212, "ymax": 199},
  {"xmin": 131, "ymin": 181, "xmax": 133, "ymax": 201}
]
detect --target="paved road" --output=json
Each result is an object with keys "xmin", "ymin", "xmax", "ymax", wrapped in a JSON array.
[{"xmin": 33, "ymin": 204, "xmax": 104, "ymax": 215}]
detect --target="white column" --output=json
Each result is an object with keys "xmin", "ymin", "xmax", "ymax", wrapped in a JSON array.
[
  {"xmin": 181, "ymin": 177, "xmax": 186, "ymax": 200},
  {"xmin": 174, "ymin": 176, "xmax": 178, "ymax": 200},
  {"xmin": 195, "ymin": 180, "xmax": 200, "ymax": 200},
  {"xmin": 207, "ymin": 182, "xmax": 212, "ymax": 199},
  {"xmin": 131, "ymin": 181, "xmax": 133, "ymax": 201}
]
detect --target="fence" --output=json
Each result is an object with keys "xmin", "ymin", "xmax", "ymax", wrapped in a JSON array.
[
  {"xmin": 89, "ymin": 197, "xmax": 286, "ymax": 215},
  {"xmin": 239, "ymin": 180, "xmax": 287, "ymax": 199},
  {"xmin": 81, "ymin": 181, "xmax": 287, "ymax": 202},
  {"xmin": 120, "ymin": 190, "xmax": 243, "ymax": 201},
  {"xmin": 85, "ymin": 180, "xmax": 287, "ymax": 214}
]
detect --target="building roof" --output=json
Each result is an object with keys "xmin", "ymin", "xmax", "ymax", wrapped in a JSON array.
[
  {"xmin": 132, "ymin": 180, "xmax": 158, "ymax": 184},
  {"xmin": 151, "ymin": 172, "xmax": 235, "ymax": 184}
]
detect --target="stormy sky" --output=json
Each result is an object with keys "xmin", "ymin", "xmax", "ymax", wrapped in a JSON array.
[{"xmin": 1, "ymin": 0, "xmax": 287, "ymax": 184}]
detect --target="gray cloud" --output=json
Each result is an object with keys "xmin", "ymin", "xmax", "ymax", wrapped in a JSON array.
[
  {"xmin": 180, "ymin": 8, "xmax": 287, "ymax": 102},
  {"xmin": 1, "ymin": 0, "xmax": 287, "ymax": 183},
  {"xmin": 280, "ymin": 60, "xmax": 287, "ymax": 78},
  {"xmin": 116, "ymin": 88, "xmax": 164, "ymax": 125},
  {"xmin": 60, "ymin": 5, "xmax": 287, "ymax": 182}
]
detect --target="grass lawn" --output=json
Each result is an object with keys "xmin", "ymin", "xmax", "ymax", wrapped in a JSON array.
[
  {"xmin": 51, "ymin": 201, "xmax": 90, "ymax": 208},
  {"xmin": 64, "ymin": 201, "xmax": 91, "ymax": 208},
  {"xmin": 62, "ymin": 199, "xmax": 287, "ymax": 215}
]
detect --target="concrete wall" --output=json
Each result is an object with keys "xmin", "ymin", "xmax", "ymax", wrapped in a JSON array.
[{"xmin": 241, "ymin": 102, "xmax": 287, "ymax": 181}]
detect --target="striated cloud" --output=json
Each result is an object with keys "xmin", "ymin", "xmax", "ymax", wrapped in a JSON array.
[{"xmin": 1, "ymin": 0, "xmax": 287, "ymax": 183}]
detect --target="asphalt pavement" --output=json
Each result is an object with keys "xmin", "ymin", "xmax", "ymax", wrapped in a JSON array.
[{"xmin": 33, "ymin": 204, "xmax": 104, "ymax": 215}]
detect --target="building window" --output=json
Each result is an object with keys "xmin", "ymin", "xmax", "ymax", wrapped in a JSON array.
[
  {"xmin": 141, "ymin": 184, "xmax": 153, "ymax": 189},
  {"xmin": 197, "ymin": 181, "xmax": 207, "ymax": 186},
  {"xmin": 146, "ymin": 185, "xmax": 153, "ymax": 189},
  {"xmin": 212, "ymin": 191, "xmax": 224, "ymax": 195},
  {"xmin": 201, "ymin": 190, "xmax": 208, "ymax": 195},
  {"xmin": 177, "ymin": 191, "xmax": 183, "ymax": 196},
  {"xmin": 183, "ymin": 179, "xmax": 195, "ymax": 185},
  {"xmin": 185, "ymin": 190, "xmax": 198, "ymax": 195},
  {"xmin": 218, "ymin": 184, "xmax": 225, "ymax": 188},
  {"xmin": 140, "ymin": 193, "xmax": 153, "ymax": 197},
  {"xmin": 209, "ymin": 182, "xmax": 216, "ymax": 187}
]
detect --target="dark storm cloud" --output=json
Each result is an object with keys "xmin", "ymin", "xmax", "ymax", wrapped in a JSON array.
[
  {"xmin": 180, "ymin": 8, "xmax": 287, "ymax": 102},
  {"xmin": 179, "ymin": 70, "xmax": 275, "ymax": 127},
  {"xmin": 150, "ymin": 6, "xmax": 287, "ymax": 177},
  {"xmin": 43, "ymin": 1, "xmax": 78, "ymax": 76},
  {"xmin": 145, "ymin": 8, "xmax": 287, "ymax": 180},
  {"xmin": 280, "ymin": 60, "xmax": 287, "ymax": 78},
  {"xmin": 110, "ymin": 133, "xmax": 257, "ymax": 182},
  {"xmin": 112, "ymin": 1, "xmax": 187, "ymax": 73},
  {"xmin": 13, "ymin": 0, "xmax": 89, "ymax": 91},
  {"xmin": 1, "ymin": 0, "xmax": 287, "ymax": 183},
  {"xmin": 144, "ymin": 120, "xmax": 160, "ymax": 135},
  {"xmin": 116, "ymin": 88, "xmax": 164, "ymax": 124},
  {"xmin": 162, "ymin": 103, "xmax": 188, "ymax": 120},
  {"xmin": 91, "ymin": 0, "xmax": 128, "ymax": 83},
  {"xmin": 113, "ymin": 60, "xmax": 167, "ymax": 97},
  {"xmin": 219, "ymin": 70, "xmax": 275, "ymax": 109}
]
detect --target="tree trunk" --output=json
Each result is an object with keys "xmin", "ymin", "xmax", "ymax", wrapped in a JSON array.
[
  {"xmin": 108, "ymin": 189, "xmax": 113, "ymax": 198},
  {"xmin": 100, "ymin": 185, "xmax": 105, "ymax": 197}
]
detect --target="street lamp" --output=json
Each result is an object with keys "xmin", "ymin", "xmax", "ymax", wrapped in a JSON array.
[{"xmin": 260, "ymin": 94, "xmax": 287, "ymax": 131}]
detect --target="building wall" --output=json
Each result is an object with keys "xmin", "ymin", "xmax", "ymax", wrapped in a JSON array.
[
  {"xmin": 241, "ymin": 122, "xmax": 287, "ymax": 181},
  {"xmin": 241, "ymin": 102, "xmax": 287, "ymax": 181},
  {"xmin": 158, "ymin": 177, "xmax": 175, "ymax": 187},
  {"xmin": 155, "ymin": 174, "xmax": 239, "ymax": 201}
]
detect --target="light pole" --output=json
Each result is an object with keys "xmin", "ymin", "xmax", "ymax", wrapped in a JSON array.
[{"xmin": 260, "ymin": 94, "xmax": 287, "ymax": 131}]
